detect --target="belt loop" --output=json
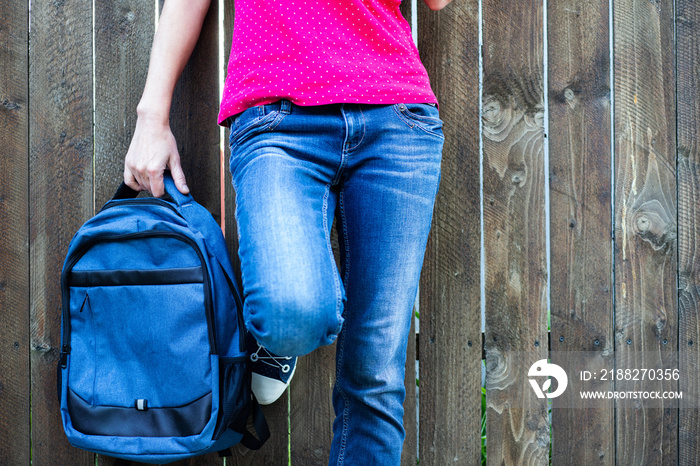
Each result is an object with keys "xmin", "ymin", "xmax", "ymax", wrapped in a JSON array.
[{"xmin": 280, "ymin": 99, "xmax": 292, "ymax": 114}]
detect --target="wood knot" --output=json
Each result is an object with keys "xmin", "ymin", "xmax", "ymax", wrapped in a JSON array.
[
  {"xmin": 561, "ymin": 88, "xmax": 579, "ymax": 109},
  {"xmin": 635, "ymin": 215, "xmax": 650, "ymax": 232},
  {"xmin": 631, "ymin": 203, "xmax": 676, "ymax": 251},
  {"xmin": 525, "ymin": 108, "xmax": 545, "ymax": 129},
  {"xmin": 483, "ymin": 98, "xmax": 504, "ymax": 126},
  {"xmin": 484, "ymin": 348, "xmax": 506, "ymax": 376},
  {"xmin": 2, "ymin": 99, "xmax": 22, "ymax": 111},
  {"xmin": 654, "ymin": 310, "xmax": 667, "ymax": 336},
  {"xmin": 32, "ymin": 343, "xmax": 60, "ymax": 362},
  {"xmin": 511, "ymin": 170, "xmax": 526, "ymax": 186},
  {"xmin": 118, "ymin": 7, "xmax": 137, "ymax": 33},
  {"xmin": 482, "ymin": 95, "xmax": 514, "ymax": 142}
]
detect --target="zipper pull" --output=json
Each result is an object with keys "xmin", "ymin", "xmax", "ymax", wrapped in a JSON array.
[
  {"xmin": 59, "ymin": 344, "xmax": 70, "ymax": 368},
  {"xmin": 79, "ymin": 293, "xmax": 89, "ymax": 312}
]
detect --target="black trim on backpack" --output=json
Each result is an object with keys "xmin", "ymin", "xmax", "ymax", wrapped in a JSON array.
[
  {"xmin": 69, "ymin": 266, "xmax": 204, "ymax": 287},
  {"xmin": 68, "ymin": 389, "xmax": 212, "ymax": 437}
]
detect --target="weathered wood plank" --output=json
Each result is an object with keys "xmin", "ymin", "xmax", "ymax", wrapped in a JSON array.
[
  {"xmin": 417, "ymin": 1, "xmax": 482, "ymax": 465},
  {"xmin": 547, "ymin": 0, "xmax": 613, "ymax": 464},
  {"xmin": 482, "ymin": 0, "xmax": 549, "ymax": 464},
  {"xmin": 676, "ymin": 0, "xmax": 700, "ymax": 464},
  {"xmin": 222, "ymin": 3, "xmax": 290, "ymax": 465},
  {"xmin": 289, "ymin": 343, "xmax": 335, "ymax": 465},
  {"xmin": 29, "ymin": 0, "xmax": 94, "ymax": 463},
  {"xmin": 613, "ymin": 0, "xmax": 678, "ymax": 464},
  {"xmin": 165, "ymin": 0, "xmax": 221, "ymax": 224},
  {"xmin": 0, "ymin": 0, "xmax": 30, "ymax": 463},
  {"xmin": 94, "ymin": 0, "xmax": 154, "ymax": 208}
]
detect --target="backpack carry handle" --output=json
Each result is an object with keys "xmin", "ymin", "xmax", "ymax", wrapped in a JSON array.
[
  {"xmin": 112, "ymin": 171, "xmax": 193, "ymax": 207},
  {"xmin": 112, "ymin": 182, "xmax": 139, "ymax": 200},
  {"xmin": 162, "ymin": 171, "xmax": 194, "ymax": 207}
]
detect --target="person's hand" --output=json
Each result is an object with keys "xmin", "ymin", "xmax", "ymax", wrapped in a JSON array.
[
  {"xmin": 123, "ymin": 113, "xmax": 189, "ymax": 197},
  {"xmin": 423, "ymin": 0, "xmax": 452, "ymax": 10}
]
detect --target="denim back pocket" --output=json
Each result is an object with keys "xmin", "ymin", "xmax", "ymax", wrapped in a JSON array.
[{"xmin": 393, "ymin": 103, "xmax": 444, "ymax": 140}]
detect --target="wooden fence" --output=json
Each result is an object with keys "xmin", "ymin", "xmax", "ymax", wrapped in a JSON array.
[{"xmin": 1, "ymin": 0, "xmax": 699, "ymax": 464}]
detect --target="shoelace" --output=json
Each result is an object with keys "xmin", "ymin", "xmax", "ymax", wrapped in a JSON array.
[{"xmin": 250, "ymin": 345, "xmax": 293, "ymax": 374}]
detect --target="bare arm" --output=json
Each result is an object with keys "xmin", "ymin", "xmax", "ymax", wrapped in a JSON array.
[
  {"xmin": 422, "ymin": 0, "xmax": 453, "ymax": 11},
  {"xmin": 124, "ymin": 0, "xmax": 212, "ymax": 197}
]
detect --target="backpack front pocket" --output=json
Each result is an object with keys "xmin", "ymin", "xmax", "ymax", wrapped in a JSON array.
[{"xmin": 63, "ymin": 234, "xmax": 215, "ymax": 438}]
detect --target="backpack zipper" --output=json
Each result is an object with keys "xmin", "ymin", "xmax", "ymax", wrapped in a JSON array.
[
  {"xmin": 100, "ymin": 197, "xmax": 181, "ymax": 217},
  {"xmin": 60, "ymin": 231, "xmax": 217, "ymax": 368}
]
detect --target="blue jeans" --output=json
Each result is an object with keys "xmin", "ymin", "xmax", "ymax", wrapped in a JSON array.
[{"xmin": 228, "ymin": 99, "xmax": 443, "ymax": 465}]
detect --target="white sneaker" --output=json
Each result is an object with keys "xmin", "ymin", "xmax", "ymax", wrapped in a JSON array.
[{"xmin": 248, "ymin": 340, "xmax": 297, "ymax": 405}]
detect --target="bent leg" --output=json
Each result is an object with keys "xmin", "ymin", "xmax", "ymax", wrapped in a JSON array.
[{"xmin": 230, "ymin": 115, "xmax": 345, "ymax": 357}]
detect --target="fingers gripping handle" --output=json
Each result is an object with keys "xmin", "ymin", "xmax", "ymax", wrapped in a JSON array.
[
  {"xmin": 112, "ymin": 171, "xmax": 193, "ymax": 207},
  {"xmin": 162, "ymin": 171, "xmax": 194, "ymax": 207}
]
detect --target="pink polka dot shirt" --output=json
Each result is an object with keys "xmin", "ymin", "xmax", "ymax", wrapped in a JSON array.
[{"xmin": 218, "ymin": 0, "xmax": 437, "ymax": 125}]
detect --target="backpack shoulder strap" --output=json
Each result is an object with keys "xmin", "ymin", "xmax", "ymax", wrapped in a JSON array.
[
  {"xmin": 217, "ymin": 397, "xmax": 270, "ymax": 457},
  {"xmin": 239, "ymin": 398, "xmax": 270, "ymax": 450}
]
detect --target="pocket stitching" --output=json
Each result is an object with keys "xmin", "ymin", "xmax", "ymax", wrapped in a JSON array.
[
  {"xmin": 393, "ymin": 104, "xmax": 445, "ymax": 140},
  {"xmin": 228, "ymin": 111, "xmax": 279, "ymax": 148},
  {"xmin": 400, "ymin": 103, "xmax": 443, "ymax": 124}
]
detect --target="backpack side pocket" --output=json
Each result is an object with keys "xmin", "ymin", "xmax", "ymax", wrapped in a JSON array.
[{"xmin": 213, "ymin": 356, "xmax": 250, "ymax": 440}]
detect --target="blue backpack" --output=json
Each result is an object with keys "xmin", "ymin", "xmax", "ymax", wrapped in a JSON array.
[{"xmin": 58, "ymin": 174, "xmax": 268, "ymax": 463}]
